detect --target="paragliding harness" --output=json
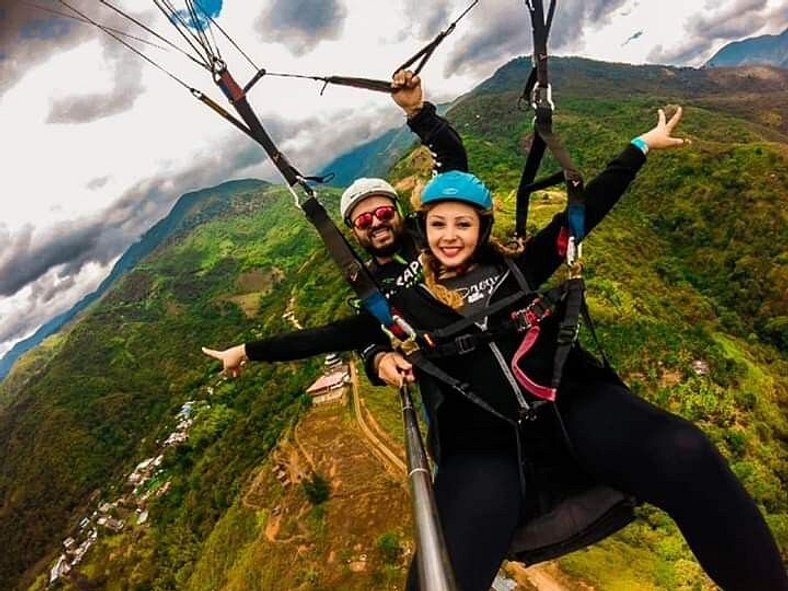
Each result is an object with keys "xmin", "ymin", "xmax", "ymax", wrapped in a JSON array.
[{"xmin": 390, "ymin": 257, "xmax": 637, "ymax": 565}]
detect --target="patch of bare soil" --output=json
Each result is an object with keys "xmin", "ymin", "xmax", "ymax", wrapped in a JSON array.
[
  {"xmin": 243, "ymin": 403, "xmax": 412, "ymax": 590},
  {"xmin": 505, "ymin": 560, "xmax": 595, "ymax": 591}
]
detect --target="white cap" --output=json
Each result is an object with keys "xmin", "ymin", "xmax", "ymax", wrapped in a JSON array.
[{"xmin": 339, "ymin": 178, "xmax": 399, "ymax": 223}]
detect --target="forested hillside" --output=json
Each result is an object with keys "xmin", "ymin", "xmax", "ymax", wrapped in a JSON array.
[{"xmin": 1, "ymin": 56, "xmax": 786, "ymax": 590}]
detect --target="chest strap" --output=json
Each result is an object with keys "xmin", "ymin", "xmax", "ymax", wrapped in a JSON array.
[{"xmin": 425, "ymin": 285, "xmax": 565, "ymax": 359}]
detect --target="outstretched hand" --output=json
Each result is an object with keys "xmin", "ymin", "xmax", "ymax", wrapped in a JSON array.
[
  {"xmin": 201, "ymin": 344, "xmax": 248, "ymax": 378},
  {"xmin": 391, "ymin": 69, "xmax": 424, "ymax": 118},
  {"xmin": 640, "ymin": 106, "xmax": 689, "ymax": 151}
]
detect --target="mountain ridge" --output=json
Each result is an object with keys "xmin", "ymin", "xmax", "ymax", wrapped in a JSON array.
[{"xmin": 705, "ymin": 27, "xmax": 788, "ymax": 68}]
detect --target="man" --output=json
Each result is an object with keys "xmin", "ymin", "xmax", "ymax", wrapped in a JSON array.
[{"xmin": 201, "ymin": 69, "xmax": 466, "ymax": 373}]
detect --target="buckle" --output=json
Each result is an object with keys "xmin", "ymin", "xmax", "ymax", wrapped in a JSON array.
[
  {"xmin": 511, "ymin": 298, "xmax": 553, "ymax": 332},
  {"xmin": 511, "ymin": 308, "xmax": 532, "ymax": 332},
  {"xmin": 454, "ymin": 334, "xmax": 476, "ymax": 355},
  {"xmin": 531, "ymin": 83, "xmax": 554, "ymax": 112},
  {"xmin": 392, "ymin": 314, "xmax": 417, "ymax": 340},
  {"xmin": 566, "ymin": 237, "xmax": 583, "ymax": 269},
  {"xmin": 382, "ymin": 314, "xmax": 421, "ymax": 356}
]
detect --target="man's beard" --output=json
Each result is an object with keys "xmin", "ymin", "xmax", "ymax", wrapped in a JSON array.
[
  {"xmin": 365, "ymin": 235, "xmax": 401, "ymax": 258},
  {"xmin": 357, "ymin": 223, "xmax": 402, "ymax": 258}
]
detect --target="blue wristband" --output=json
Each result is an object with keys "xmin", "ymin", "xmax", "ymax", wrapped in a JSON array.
[{"xmin": 631, "ymin": 136, "xmax": 649, "ymax": 155}]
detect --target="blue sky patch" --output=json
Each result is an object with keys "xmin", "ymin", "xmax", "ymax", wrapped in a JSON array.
[
  {"xmin": 21, "ymin": 17, "xmax": 72, "ymax": 40},
  {"xmin": 175, "ymin": 0, "xmax": 223, "ymax": 31}
]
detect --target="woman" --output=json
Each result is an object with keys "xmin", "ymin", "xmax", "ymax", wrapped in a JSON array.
[{"xmin": 374, "ymin": 109, "xmax": 788, "ymax": 591}]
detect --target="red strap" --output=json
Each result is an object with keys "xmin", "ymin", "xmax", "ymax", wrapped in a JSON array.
[{"xmin": 556, "ymin": 226, "xmax": 568, "ymax": 258}]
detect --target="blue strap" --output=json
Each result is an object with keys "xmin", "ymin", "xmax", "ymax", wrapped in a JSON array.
[
  {"xmin": 568, "ymin": 203, "xmax": 585, "ymax": 242},
  {"xmin": 362, "ymin": 291, "xmax": 395, "ymax": 327}
]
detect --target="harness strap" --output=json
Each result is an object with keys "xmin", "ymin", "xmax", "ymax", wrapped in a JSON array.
[
  {"xmin": 581, "ymin": 296, "xmax": 612, "ymax": 369},
  {"xmin": 394, "ymin": 0, "xmax": 479, "ymax": 77},
  {"xmin": 515, "ymin": 0, "xmax": 586, "ymax": 253},
  {"xmin": 297, "ymin": 0, "xmax": 480, "ymax": 95},
  {"xmin": 215, "ymin": 67, "xmax": 303, "ymax": 186},
  {"xmin": 320, "ymin": 75, "xmax": 393, "ymax": 94},
  {"xmin": 514, "ymin": 133, "xmax": 545, "ymax": 237},
  {"xmin": 428, "ymin": 257, "xmax": 536, "ymax": 342},
  {"xmin": 551, "ymin": 276, "xmax": 584, "ymax": 389},
  {"xmin": 534, "ymin": 116, "xmax": 586, "ymax": 243},
  {"xmin": 429, "ymin": 290, "xmax": 525, "ymax": 340},
  {"xmin": 425, "ymin": 285, "xmax": 566, "ymax": 359},
  {"xmin": 511, "ymin": 326, "xmax": 557, "ymax": 401},
  {"xmin": 213, "ymin": 65, "xmax": 407, "ymax": 333},
  {"xmin": 504, "ymin": 256, "xmax": 534, "ymax": 293}
]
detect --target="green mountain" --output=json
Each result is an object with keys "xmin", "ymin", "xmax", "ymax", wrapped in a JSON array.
[
  {"xmin": 1, "ymin": 56, "xmax": 786, "ymax": 590},
  {"xmin": 0, "ymin": 179, "xmax": 270, "ymax": 382}
]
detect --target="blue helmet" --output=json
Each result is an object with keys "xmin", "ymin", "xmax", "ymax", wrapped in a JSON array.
[{"xmin": 421, "ymin": 170, "xmax": 493, "ymax": 210}]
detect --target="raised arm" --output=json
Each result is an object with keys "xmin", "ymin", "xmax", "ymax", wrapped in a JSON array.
[
  {"xmin": 517, "ymin": 106, "xmax": 687, "ymax": 289},
  {"xmin": 392, "ymin": 69, "xmax": 468, "ymax": 174}
]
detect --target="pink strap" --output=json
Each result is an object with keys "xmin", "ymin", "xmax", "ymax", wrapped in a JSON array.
[{"xmin": 510, "ymin": 326, "xmax": 557, "ymax": 401}]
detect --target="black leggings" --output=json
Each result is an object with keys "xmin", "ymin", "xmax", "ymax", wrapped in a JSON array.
[
  {"xmin": 559, "ymin": 378, "xmax": 787, "ymax": 591},
  {"xmin": 406, "ymin": 379, "xmax": 787, "ymax": 591},
  {"xmin": 405, "ymin": 451, "xmax": 524, "ymax": 591}
]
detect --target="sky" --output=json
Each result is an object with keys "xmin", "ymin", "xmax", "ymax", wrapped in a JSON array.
[{"xmin": 0, "ymin": 0, "xmax": 786, "ymax": 359}]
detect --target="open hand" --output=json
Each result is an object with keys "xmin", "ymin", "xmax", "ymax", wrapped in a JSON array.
[
  {"xmin": 640, "ymin": 106, "xmax": 689, "ymax": 151},
  {"xmin": 201, "ymin": 344, "xmax": 248, "ymax": 378}
]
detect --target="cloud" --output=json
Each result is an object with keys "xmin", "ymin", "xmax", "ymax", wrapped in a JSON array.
[
  {"xmin": 0, "ymin": 128, "xmax": 266, "ymax": 300},
  {"xmin": 0, "ymin": 0, "xmax": 93, "ymax": 98},
  {"xmin": 254, "ymin": 0, "xmax": 348, "ymax": 56},
  {"xmin": 0, "ymin": 0, "xmax": 163, "ymax": 104},
  {"xmin": 46, "ymin": 36, "xmax": 145, "ymax": 123},
  {"xmin": 0, "ymin": 222, "xmax": 100, "ymax": 297},
  {"xmin": 647, "ymin": 0, "xmax": 786, "ymax": 64},
  {"xmin": 442, "ymin": 0, "xmax": 630, "ymax": 79},
  {"xmin": 0, "ymin": 132, "xmax": 271, "ymax": 354},
  {"xmin": 255, "ymin": 105, "xmax": 403, "ymax": 179},
  {"xmin": 86, "ymin": 175, "xmax": 110, "ymax": 190},
  {"xmin": 400, "ymin": 1, "xmax": 454, "ymax": 41}
]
